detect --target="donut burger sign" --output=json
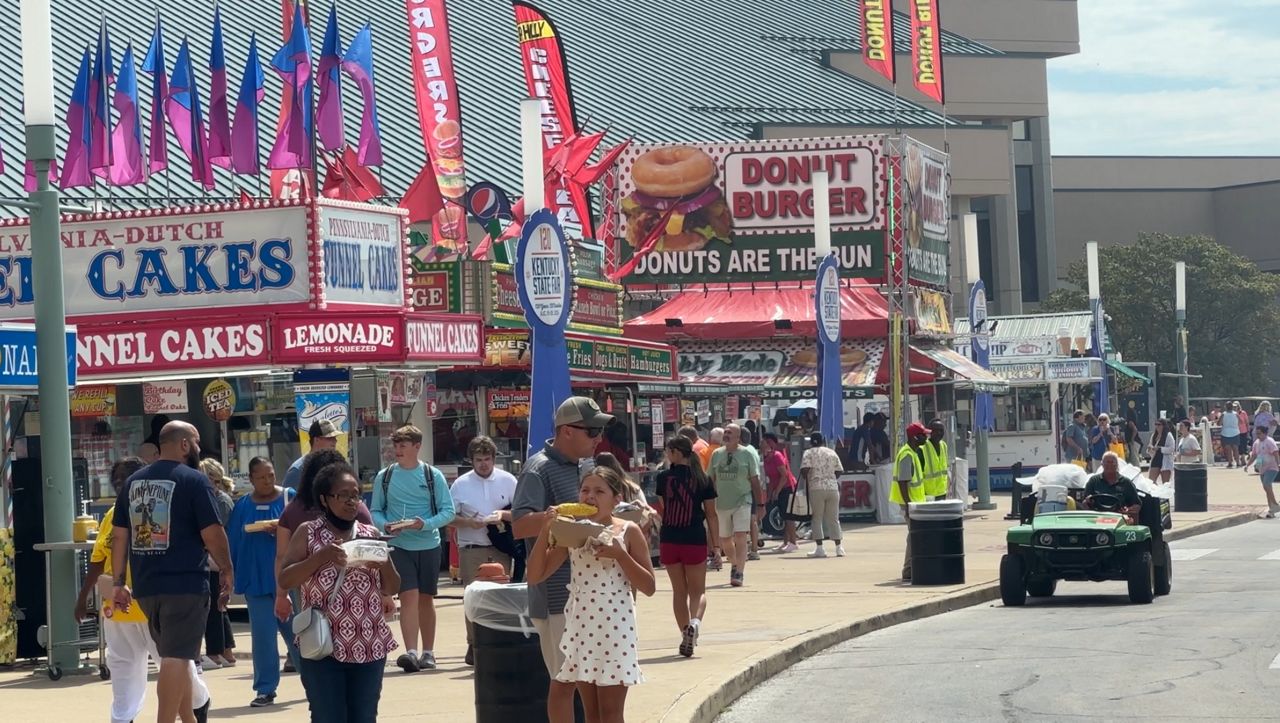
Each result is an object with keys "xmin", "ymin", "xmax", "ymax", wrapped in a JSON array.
[{"xmin": 614, "ymin": 135, "xmax": 889, "ymax": 284}]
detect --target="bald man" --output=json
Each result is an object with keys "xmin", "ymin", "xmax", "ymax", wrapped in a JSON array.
[{"xmin": 113, "ymin": 422, "xmax": 232, "ymax": 723}]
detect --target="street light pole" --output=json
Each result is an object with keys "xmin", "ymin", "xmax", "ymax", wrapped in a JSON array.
[
  {"xmin": 1175, "ymin": 261, "xmax": 1189, "ymax": 408},
  {"xmin": 22, "ymin": 0, "xmax": 80, "ymax": 673}
]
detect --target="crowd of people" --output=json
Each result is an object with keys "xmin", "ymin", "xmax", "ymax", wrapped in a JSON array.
[{"xmin": 84, "ymin": 397, "xmax": 981, "ymax": 722}]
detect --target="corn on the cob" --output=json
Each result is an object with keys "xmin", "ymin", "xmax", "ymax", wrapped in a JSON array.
[{"xmin": 556, "ymin": 503, "xmax": 598, "ymax": 518}]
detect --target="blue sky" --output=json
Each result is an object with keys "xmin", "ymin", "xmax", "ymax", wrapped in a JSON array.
[{"xmin": 1047, "ymin": 0, "xmax": 1280, "ymax": 155}]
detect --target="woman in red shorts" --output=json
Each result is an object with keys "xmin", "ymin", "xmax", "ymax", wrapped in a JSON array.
[{"xmin": 655, "ymin": 435, "xmax": 719, "ymax": 658}]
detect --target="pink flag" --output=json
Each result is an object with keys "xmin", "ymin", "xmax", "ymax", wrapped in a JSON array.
[
  {"xmin": 231, "ymin": 36, "xmax": 265, "ymax": 175},
  {"xmin": 108, "ymin": 44, "xmax": 147, "ymax": 186},
  {"xmin": 59, "ymin": 49, "xmax": 94, "ymax": 189},
  {"xmin": 25, "ymin": 159, "xmax": 60, "ymax": 192},
  {"xmin": 207, "ymin": 7, "xmax": 233, "ymax": 169},
  {"xmin": 316, "ymin": 4, "xmax": 345, "ymax": 152}
]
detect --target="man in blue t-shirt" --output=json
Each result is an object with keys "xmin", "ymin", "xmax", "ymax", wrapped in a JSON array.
[
  {"xmin": 112, "ymin": 421, "xmax": 232, "ymax": 723},
  {"xmin": 371, "ymin": 424, "xmax": 455, "ymax": 673}
]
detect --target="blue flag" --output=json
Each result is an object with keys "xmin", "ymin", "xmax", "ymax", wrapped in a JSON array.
[{"xmin": 141, "ymin": 17, "xmax": 169, "ymax": 173}]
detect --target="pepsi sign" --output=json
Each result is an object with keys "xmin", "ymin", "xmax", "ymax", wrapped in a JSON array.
[{"xmin": 465, "ymin": 181, "xmax": 514, "ymax": 225}]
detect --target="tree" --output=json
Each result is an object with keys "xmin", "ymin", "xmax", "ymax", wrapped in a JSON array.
[{"xmin": 1043, "ymin": 233, "xmax": 1280, "ymax": 407}]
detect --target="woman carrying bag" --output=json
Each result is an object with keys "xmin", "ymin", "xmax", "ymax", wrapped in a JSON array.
[{"xmin": 279, "ymin": 461, "xmax": 400, "ymax": 723}]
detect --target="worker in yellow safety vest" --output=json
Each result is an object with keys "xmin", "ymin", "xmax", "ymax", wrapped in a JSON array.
[
  {"xmin": 922, "ymin": 419, "xmax": 950, "ymax": 500},
  {"xmin": 892, "ymin": 422, "xmax": 930, "ymax": 581}
]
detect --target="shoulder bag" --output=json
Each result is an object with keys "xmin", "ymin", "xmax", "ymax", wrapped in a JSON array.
[
  {"xmin": 292, "ymin": 525, "xmax": 350, "ymax": 661},
  {"xmin": 786, "ymin": 478, "xmax": 811, "ymax": 520}
]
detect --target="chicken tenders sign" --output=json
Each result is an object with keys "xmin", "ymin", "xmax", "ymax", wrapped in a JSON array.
[{"xmin": 614, "ymin": 136, "xmax": 889, "ymax": 284}]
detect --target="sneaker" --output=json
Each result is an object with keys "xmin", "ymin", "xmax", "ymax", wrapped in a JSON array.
[
  {"xmin": 780, "ymin": 542, "xmax": 799, "ymax": 553},
  {"xmin": 396, "ymin": 652, "xmax": 421, "ymax": 673},
  {"xmin": 218, "ymin": 655, "xmax": 236, "ymax": 667},
  {"xmin": 198, "ymin": 655, "xmax": 221, "ymax": 670},
  {"xmin": 808, "ymin": 546, "xmax": 828, "ymax": 558},
  {"xmin": 194, "ymin": 699, "xmax": 210, "ymax": 723},
  {"xmin": 747, "ymin": 550, "xmax": 761, "ymax": 561},
  {"xmin": 418, "ymin": 651, "xmax": 437, "ymax": 670},
  {"xmin": 464, "ymin": 645, "xmax": 474, "ymax": 667},
  {"xmin": 282, "ymin": 660, "xmax": 296, "ymax": 674},
  {"xmin": 707, "ymin": 555, "xmax": 722, "ymax": 571},
  {"xmin": 730, "ymin": 569, "xmax": 744, "ymax": 587},
  {"xmin": 250, "ymin": 694, "xmax": 275, "ymax": 708},
  {"xmin": 835, "ymin": 544, "xmax": 846, "ymax": 557},
  {"xmin": 679, "ymin": 624, "xmax": 696, "ymax": 658},
  {"xmin": 1262, "ymin": 510, "xmax": 1276, "ymax": 519}
]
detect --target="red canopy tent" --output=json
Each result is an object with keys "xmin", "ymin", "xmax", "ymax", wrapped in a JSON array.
[{"xmin": 624, "ymin": 282, "xmax": 888, "ymax": 342}]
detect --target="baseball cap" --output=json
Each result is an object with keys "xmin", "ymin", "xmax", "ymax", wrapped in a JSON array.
[
  {"xmin": 554, "ymin": 396, "xmax": 614, "ymax": 429},
  {"xmin": 906, "ymin": 422, "xmax": 928, "ymax": 439},
  {"xmin": 308, "ymin": 419, "xmax": 341, "ymax": 438}
]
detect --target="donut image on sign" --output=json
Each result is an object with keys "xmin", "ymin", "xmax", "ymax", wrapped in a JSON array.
[{"xmin": 621, "ymin": 146, "xmax": 732, "ymax": 252}]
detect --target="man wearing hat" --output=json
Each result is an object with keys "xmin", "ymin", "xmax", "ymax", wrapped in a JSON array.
[
  {"xmin": 280, "ymin": 419, "xmax": 341, "ymax": 490},
  {"xmin": 891, "ymin": 423, "xmax": 930, "ymax": 581},
  {"xmin": 513, "ymin": 396, "xmax": 613, "ymax": 722}
]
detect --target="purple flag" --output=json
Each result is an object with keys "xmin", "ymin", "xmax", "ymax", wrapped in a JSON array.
[
  {"xmin": 207, "ymin": 7, "xmax": 232, "ymax": 169},
  {"xmin": 268, "ymin": 1, "xmax": 313, "ymax": 170},
  {"xmin": 167, "ymin": 38, "xmax": 214, "ymax": 189},
  {"xmin": 60, "ymin": 49, "xmax": 94, "ymax": 189},
  {"xmin": 341, "ymin": 24, "xmax": 383, "ymax": 168},
  {"xmin": 109, "ymin": 44, "xmax": 146, "ymax": 186},
  {"xmin": 141, "ymin": 18, "xmax": 169, "ymax": 173},
  {"xmin": 25, "ymin": 159, "xmax": 60, "ymax": 193},
  {"xmin": 231, "ymin": 35, "xmax": 265, "ymax": 174},
  {"xmin": 89, "ymin": 21, "xmax": 115, "ymax": 176},
  {"xmin": 316, "ymin": 4, "xmax": 345, "ymax": 152}
]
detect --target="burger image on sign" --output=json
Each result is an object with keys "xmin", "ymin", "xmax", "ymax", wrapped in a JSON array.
[{"xmin": 621, "ymin": 146, "xmax": 732, "ymax": 251}]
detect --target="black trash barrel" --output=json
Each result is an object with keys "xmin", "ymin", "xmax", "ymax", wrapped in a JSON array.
[
  {"xmin": 908, "ymin": 500, "xmax": 965, "ymax": 585},
  {"xmin": 1173, "ymin": 464, "xmax": 1208, "ymax": 513}
]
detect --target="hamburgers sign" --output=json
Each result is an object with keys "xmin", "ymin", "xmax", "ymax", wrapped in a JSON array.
[{"xmin": 615, "ymin": 136, "xmax": 887, "ymax": 284}]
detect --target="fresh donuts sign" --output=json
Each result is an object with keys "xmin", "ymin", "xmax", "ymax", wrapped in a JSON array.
[{"xmin": 614, "ymin": 135, "xmax": 892, "ymax": 284}]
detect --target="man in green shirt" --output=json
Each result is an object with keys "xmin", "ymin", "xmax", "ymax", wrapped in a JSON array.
[
  {"xmin": 709, "ymin": 423, "xmax": 762, "ymax": 587},
  {"xmin": 1083, "ymin": 452, "xmax": 1141, "ymax": 517}
]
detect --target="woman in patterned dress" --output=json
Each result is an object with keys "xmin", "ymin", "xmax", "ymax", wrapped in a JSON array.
[
  {"xmin": 528, "ymin": 466, "xmax": 656, "ymax": 723},
  {"xmin": 279, "ymin": 461, "xmax": 400, "ymax": 723}
]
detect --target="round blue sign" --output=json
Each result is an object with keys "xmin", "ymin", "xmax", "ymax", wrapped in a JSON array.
[
  {"xmin": 515, "ymin": 209, "xmax": 572, "ymax": 330},
  {"xmin": 816, "ymin": 255, "xmax": 841, "ymax": 345}
]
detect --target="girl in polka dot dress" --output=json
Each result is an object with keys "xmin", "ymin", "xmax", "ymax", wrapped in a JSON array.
[{"xmin": 528, "ymin": 465, "xmax": 656, "ymax": 722}]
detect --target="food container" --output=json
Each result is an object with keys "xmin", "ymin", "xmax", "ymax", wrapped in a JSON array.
[
  {"xmin": 612, "ymin": 502, "xmax": 645, "ymax": 524},
  {"xmin": 244, "ymin": 519, "xmax": 278, "ymax": 533},
  {"xmin": 549, "ymin": 517, "xmax": 608, "ymax": 548},
  {"xmin": 387, "ymin": 519, "xmax": 417, "ymax": 532},
  {"xmin": 72, "ymin": 513, "xmax": 98, "ymax": 543},
  {"xmin": 342, "ymin": 538, "xmax": 390, "ymax": 566}
]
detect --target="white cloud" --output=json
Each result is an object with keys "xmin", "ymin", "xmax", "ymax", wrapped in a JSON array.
[{"xmin": 1048, "ymin": 0, "xmax": 1280, "ymax": 154}]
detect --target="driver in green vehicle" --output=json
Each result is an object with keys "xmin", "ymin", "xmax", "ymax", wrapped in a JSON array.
[{"xmin": 1083, "ymin": 452, "xmax": 1142, "ymax": 520}]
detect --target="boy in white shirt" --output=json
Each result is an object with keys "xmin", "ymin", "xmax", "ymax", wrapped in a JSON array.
[{"xmin": 449, "ymin": 436, "xmax": 518, "ymax": 665}]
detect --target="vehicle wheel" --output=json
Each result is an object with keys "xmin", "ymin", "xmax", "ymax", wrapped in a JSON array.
[
  {"xmin": 1026, "ymin": 577, "xmax": 1057, "ymax": 598},
  {"xmin": 999, "ymin": 554, "xmax": 1027, "ymax": 606},
  {"xmin": 1154, "ymin": 541, "xmax": 1172, "ymax": 596},
  {"xmin": 99, "ymin": 664, "xmax": 111, "ymax": 680},
  {"xmin": 47, "ymin": 665, "xmax": 62, "ymax": 681},
  {"xmin": 1127, "ymin": 547, "xmax": 1154, "ymax": 604}
]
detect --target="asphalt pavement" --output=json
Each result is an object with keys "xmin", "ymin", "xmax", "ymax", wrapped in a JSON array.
[{"xmin": 719, "ymin": 520, "xmax": 1280, "ymax": 723}]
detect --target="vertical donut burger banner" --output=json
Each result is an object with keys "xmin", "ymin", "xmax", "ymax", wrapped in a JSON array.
[
  {"xmin": 405, "ymin": 0, "xmax": 469, "ymax": 258},
  {"xmin": 611, "ymin": 136, "xmax": 889, "ymax": 284}
]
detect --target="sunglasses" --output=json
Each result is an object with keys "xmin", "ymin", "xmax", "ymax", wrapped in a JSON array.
[
  {"xmin": 326, "ymin": 491, "xmax": 362, "ymax": 504},
  {"xmin": 568, "ymin": 424, "xmax": 604, "ymax": 438}
]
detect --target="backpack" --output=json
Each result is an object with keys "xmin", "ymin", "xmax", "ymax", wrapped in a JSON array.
[{"xmin": 378, "ymin": 462, "xmax": 438, "ymax": 518}]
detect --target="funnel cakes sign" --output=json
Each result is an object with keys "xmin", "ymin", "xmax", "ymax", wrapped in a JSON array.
[{"xmin": 614, "ymin": 136, "xmax": 887, "ymax": 284}]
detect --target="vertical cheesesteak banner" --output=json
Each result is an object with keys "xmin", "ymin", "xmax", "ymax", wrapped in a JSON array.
[
  {"xmin": 901, "ymin": 138, "xmax": 951, "ymax": 288},
  {"xmin": 612, "ymin": 136, "xmax": 887, "ymax": 284},
  {"xmin": 512, "ymin": 1, "xmax": 593, "ymax": 240}
]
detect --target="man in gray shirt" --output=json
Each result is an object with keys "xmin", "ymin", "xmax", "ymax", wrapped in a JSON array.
[
  {"xmin": 1064, "ymin": 410, "xmax": 1089, "ymax": 466},
  {"xmin": 513, "ymin": 396, "xmax": 613, "ymax": 721}
]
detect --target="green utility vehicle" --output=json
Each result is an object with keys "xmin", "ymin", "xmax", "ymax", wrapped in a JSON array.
[{"xmin": 1000, "ymin": 492, "xmax": 1172, "ymax": 606}]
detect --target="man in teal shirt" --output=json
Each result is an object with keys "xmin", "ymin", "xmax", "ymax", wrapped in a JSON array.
[
  {"xmin": 709, "ymin": 423, "xmax": 762, "ymax": 588},
  {"xmin": 371, "ymin": 425, "xmax": 455, "ymax": 673}
]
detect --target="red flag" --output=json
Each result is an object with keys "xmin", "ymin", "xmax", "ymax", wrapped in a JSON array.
[
  {"xmin": 405, "ymin": 0, "xmax": 469, "ymax": 253},
  {"xmin": 561, "ymin": 129, "xmax": 606, "ymax": 176},
  {"xmin": 571, "ymin": 138, "xmax": 631, "ymax": 187},
  {"xmin": 400, "ymin": 164, "xmax": 445, "ymax": 225},
  {"xmin": 910, "ymin": 0, "xmax": 944, "ymax": 104},
  {"xmin": 513, "ymin": 1, "xmax": 594, "ymax": 239},
  {"xmin": 861, "ymin": 0, "xmax": 896, "ymax": 83},
  {"xmin": 238, "ymin": 188, "xmax": 252, "ymax": 204},
  {"xmin": 323, "ymin": 147, "xmax": 384, "ymax": 202},
  {"xmin": 607, "ymin": 202, "xmax": 678, "ymax": 282}
]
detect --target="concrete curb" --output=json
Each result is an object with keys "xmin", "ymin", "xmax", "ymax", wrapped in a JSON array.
[{"xmin": 679, "ymin": 509, "xmax": 1256, "ymax": 723}]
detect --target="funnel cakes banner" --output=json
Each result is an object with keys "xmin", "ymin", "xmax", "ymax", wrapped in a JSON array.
[{"xmin": 613, "ymin": 136, "xmax": 887, "ymax": 284}]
